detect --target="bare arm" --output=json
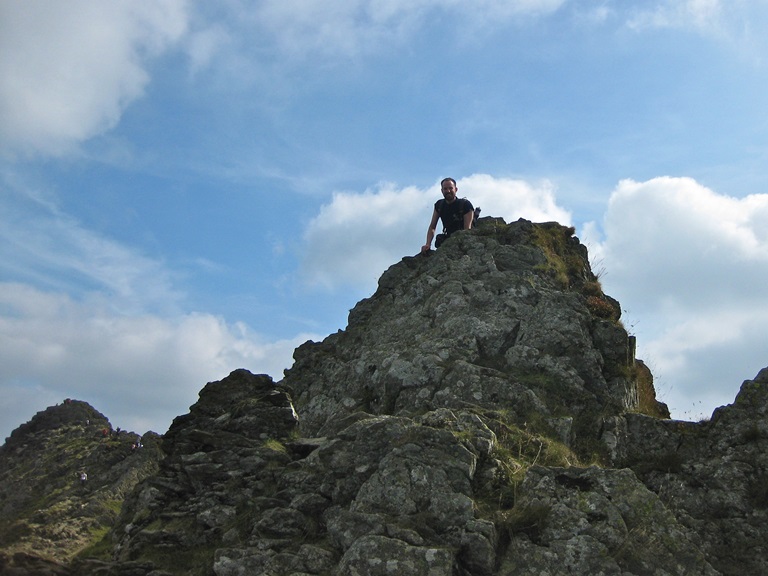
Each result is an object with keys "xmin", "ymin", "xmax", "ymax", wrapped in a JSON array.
[
  {"xmin": 463, "ymin": 208, "xmax": 473, "ymax": 230},
  {"xmin": 421, "ymin": 208, "xmax": 440, "ymax": 253}
]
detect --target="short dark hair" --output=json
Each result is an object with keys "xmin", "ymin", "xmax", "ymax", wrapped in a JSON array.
[{"xmin": 440, "ymin": 177, "xmax": 457, "ymax": 187}]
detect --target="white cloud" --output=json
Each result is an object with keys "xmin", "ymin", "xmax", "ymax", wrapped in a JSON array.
[
  {"xmin": 0, "ymin": 0, "xmax": 189, "ymax": 157},
  {"xmin": 300, "ymin": 174, "xmax": 571, "ymax": 290},
  {"xmin": 598, "ymin": 177, "xmax": 768, "ymax": 310},
  {"xmin": 0, "ymin": 183, "xmax": 316, "ymax": 440},
  {"xmin": 588, "ymin": 176, "xmax": 768, "ymax": 419},
  {"xmin": 0, "ymin": 0, "xmax": 571, "ymax": 158},
  {"xmin": 240, "ymin": 0, "xmax": 567, "ymax": 59},
  {"xmin": 184, "ymin": 23, "xmax": 231, "ymax": 75},
  {"xmin": 623, "ymin": 0, "xmax": 768, "ymax": 53},
  {"xmin": 460, "ymin": 174, "xmax": 572, "ymax": 225},
  {"xmin": 0, "ymin": 282, "xmax": 314, "ymax": 441},
  {"xmin": 300, "ymin": 183, "xmax": 428, "ymax": 290},
  {"xmin": 643, "ymin": 309, "xmax": 758, "ymax": 374},
  {"xmin": 574, "ymin": 3, "xmax": 614, "ymax": 26}
]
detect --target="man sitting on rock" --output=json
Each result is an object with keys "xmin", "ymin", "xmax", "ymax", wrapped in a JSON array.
[{"xmin": 421, "ymin": 177, "xmax": 475, "ymax": 253}]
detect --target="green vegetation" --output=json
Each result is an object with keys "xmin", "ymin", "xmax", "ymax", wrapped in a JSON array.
[
  {"xmin": 530, "ymin": 224, "xmax": 585, "ymax": 290},
  {"xmin": 102, "ymin": 499, "xmax": 123, "ymax": 515},
  {"xmin": 469, "ymin": 410, "xmax": 580, "ymax": 545},
  {"xmin": 75, "ymin": 526, "xmax": 113, "ymax": 560},
  {"xmin": 585, "ymin": 295, "xmax": 619, "ymax": 321},
  {"xmin": 581, "ymin": 280, "xmax": 603, "ymax": 297},
  {"xmin": 262, "ymin": 438, "xmax": 288, "ymax": 454},
  {"xmin": 529, "ymin": 223, "xmax": 623, "ymax": 324},
  {"xmin": 475, "ymin": 410, "xmax": 580, "ymax": 514}
]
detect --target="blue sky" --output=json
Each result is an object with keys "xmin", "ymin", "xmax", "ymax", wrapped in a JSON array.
[{"xmin": 3, "ymin": 0, "xmax": 768, "ymax": 439}]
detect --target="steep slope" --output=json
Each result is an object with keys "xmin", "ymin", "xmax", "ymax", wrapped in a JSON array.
[
  {"xmin": 286, "ymin": 218, "xmax": 663, "ymax": 453},
  {"xmin": 0, "ymin": 400, "xmax": 162, "ymax": 572}
]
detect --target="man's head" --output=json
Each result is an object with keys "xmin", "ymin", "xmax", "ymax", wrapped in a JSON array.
[{"xmin": 440, "ymin": 177, "xmax": 458, "ymax": 203}]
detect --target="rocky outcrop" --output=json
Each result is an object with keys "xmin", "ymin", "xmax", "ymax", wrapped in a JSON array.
[
  {"xmin": 603, "ymin": 367, "xmax": 768, "ymax": 575},
  {"xmin": 498, "ymin": 466, "xmax": 717, "ymax": 575},
  {"xmin": 80, "ymin": 219, "xmax": 684, "ymax": 575},
  {"xmin": 286, "ymin": 219, "xmax": 645, "ymax": 455},
  {"xmin": 0, "ymin": 400, "xmax": 162, "ymax": 569},
  {"xmin": 106, "ymin": 369, "xmax": 300, "ymax": 574},
  {"xmin": 1, "ymin": 217, "xmax": 765, "ymax": 575}
]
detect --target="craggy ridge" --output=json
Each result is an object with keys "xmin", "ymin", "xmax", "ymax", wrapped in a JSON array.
[{"xmin": 2, "ymin": 217, "xmax": 767, "ymax": 575}]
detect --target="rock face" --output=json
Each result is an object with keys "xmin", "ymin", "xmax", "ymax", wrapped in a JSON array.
[
  {"xmin": 105, "ymin": 369, "xmax": 301, "ymax": 575},
  {"xmin": 1, "ymin": 218, "xmax": 767, "ymax": 575},
  {"xmin": 603, "ymin": 367, "xmax": 768, "ymax": 576},
  {"xmin": 285, "ymin": 219, "xmax": 643, "ymax": 452}
]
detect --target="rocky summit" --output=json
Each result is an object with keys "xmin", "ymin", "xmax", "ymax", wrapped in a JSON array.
[
  {"xmin": 0, "ymin": 400, "xmax": 163, "ymax": 574},
  {"xmin": 2, "ymin": 217, "xmax": 768, "ymax": 576}
]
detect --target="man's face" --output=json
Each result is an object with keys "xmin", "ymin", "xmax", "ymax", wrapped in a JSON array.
[{"xmin": 441, "ymin": 180, "xmax": 457, "ymax": 203}]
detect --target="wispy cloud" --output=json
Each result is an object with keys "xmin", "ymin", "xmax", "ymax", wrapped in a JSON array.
[
  {"xmin": 0, "ymin": 183, "xmax": 180, "ymax": 314},
  {"xmin": 627, "ymin": 0, "xmax": 723, "ymax": 32},
  {"xmin": 624, "ymin": 0, "xmax": 768, "ymax": 54},
  {"xmin": 196, "ymin": 0, "xmax": 568, "ymax": 69},
  {"xmin": 0, "ymin": 180, "xmax": 316, "ymax": 439}
]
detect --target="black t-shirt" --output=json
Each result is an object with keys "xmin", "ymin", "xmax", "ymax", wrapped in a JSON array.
[{"xmin": 436, "ymin": 198, "xmax": 474, "ymax": 235}]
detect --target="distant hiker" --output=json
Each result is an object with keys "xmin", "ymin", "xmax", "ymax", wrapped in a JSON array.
[
  {"xmin": 79, "ymin": 471, "xmax": 87, "ymax": 486},
  {"xmin": 421, "ymin": 177, "xmax": 475, "ymax": 253}
]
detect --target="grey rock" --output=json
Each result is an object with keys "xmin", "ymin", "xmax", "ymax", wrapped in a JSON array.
[
  {"xmin": 605, "ymin": 367, "xmax": 768, "ymax": 575},
  {"xmin": 284, "ymin": 220, "xmax": 637, "ymax": 450},
  {"xmin": 498, "ymin": 466, "xmax": 718, "ymax": 575},
  {"xmin": 336, "ymin": 535, "xmax": 454, "ymax": 576},
  {"xmin": 4, "ymin": 218, "xmax": 766, "ymax": 576}
]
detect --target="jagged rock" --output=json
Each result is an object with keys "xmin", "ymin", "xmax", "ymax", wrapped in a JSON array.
[
  {"xmin": 108, "ymin": 371, "xmax": 301, "ymax": 574},
  {"xmin": 603, "ymin": 367, "xmax": 768, "ymax": 575},
  {"xmin": 0, "ymin": 551, "xmax": 71, "ymax": 575},
  {"xmin": 336, "ymin": 535, "xmax": 454, "ymax": 576},
  {"xmin": 497, "ymin": 466, "xmax": 718, "ymax": 575},
  {"xmin": 0, "ymin": 399, "xmax": 162, "ymax": 570},
  {"xmin": 2, "ymin": 218, "xmax": 766, "ymax": 575},
  {"xmin": 283, "ymin": 219, "xmax": 639, "ymax": 456}
]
